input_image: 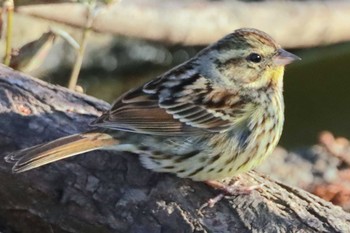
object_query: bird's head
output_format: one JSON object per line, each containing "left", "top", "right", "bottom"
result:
{"left": 200, "top": 28, "right": 300, "bottom": 90}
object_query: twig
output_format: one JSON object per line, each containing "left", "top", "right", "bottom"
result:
{"left": 68, "top": 1, "right": 96, "bottom": 90}
{"left": 3, "top": 0, "right": 14, "bottom": 66}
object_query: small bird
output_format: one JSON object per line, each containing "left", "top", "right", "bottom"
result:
{"left": 5, "top": 28, "right": 300, "bottom": 190}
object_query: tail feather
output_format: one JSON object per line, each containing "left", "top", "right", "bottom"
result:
{"left": 5, "top": 132, "right": 119, "bottom": 173}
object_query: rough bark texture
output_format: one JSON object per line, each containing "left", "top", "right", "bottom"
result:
{"left": 17, "top": 0, "right": 350, "bottom": 48}
{"left": 0, "top": 65, "right": 349, "bottom": 233}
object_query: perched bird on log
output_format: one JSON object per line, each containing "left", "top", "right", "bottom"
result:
{"left": 5, "top": 28, "right": 300, "bottom": 192}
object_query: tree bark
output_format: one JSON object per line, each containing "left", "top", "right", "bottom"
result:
{"left": 16, "top": 0, "right": 350, "bottom": 48}
{"left": 0, "top": 65, "right": 349, "bottom": 233}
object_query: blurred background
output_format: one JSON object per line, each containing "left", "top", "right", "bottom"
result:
{"left": 1, "top": 0, "right": 350, "bottom": 213}
{"left": 2, "top": 0, "right": 349, "bottom": 149}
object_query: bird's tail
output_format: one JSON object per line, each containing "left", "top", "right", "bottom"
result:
{"left": 5, "top": 131, "right": 119, "bottom": 173}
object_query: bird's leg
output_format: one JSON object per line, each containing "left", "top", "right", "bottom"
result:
{"left": 199, "top": 178, "right": 264, "bottom": 210}
{"left": 205, "top": 179, "right": 263, "bottom": 195}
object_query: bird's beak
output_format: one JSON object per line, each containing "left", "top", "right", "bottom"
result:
{"left": 273, "top": 49, "right": 301, "bottom": 66}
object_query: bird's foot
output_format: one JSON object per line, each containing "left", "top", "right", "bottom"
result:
{"left": 198, "top": 179, "right": 264, "bottom": 211}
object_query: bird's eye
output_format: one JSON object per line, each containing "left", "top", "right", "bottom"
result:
{"left": 246, "top": 53, "right": 262, "bottom": 63}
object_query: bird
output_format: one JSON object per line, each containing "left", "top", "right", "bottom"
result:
{"left": 5, "top": 28, "right": 300, "bottom": 191}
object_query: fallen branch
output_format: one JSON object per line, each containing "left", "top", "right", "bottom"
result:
{"left": 16, "top": 0, "right": 350, "bottom": 48}
{"left": 0, "top": 65, "right": 349, "bottom": 233}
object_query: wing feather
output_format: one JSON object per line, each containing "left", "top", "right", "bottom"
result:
{"left": 92, "top": 63, "right": 249, "bottom": 135}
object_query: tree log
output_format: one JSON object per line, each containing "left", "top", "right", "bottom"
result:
{"left": 0, "top": 65, "right": 349, "bottom": 233}
{"left": 16, "top": 0, "right": 350, "bottom": 48}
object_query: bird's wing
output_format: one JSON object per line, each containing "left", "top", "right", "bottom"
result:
{"left": 92, "top": 64, "right": 250, "bottom": 136}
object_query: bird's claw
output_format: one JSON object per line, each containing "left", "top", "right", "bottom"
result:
{"left": 198, "top": 180, "right": 265, "bottom": 212}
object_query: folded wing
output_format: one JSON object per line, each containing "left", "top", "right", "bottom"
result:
{"left": 92, "top": 64, "right": 249, "bottom": 136}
